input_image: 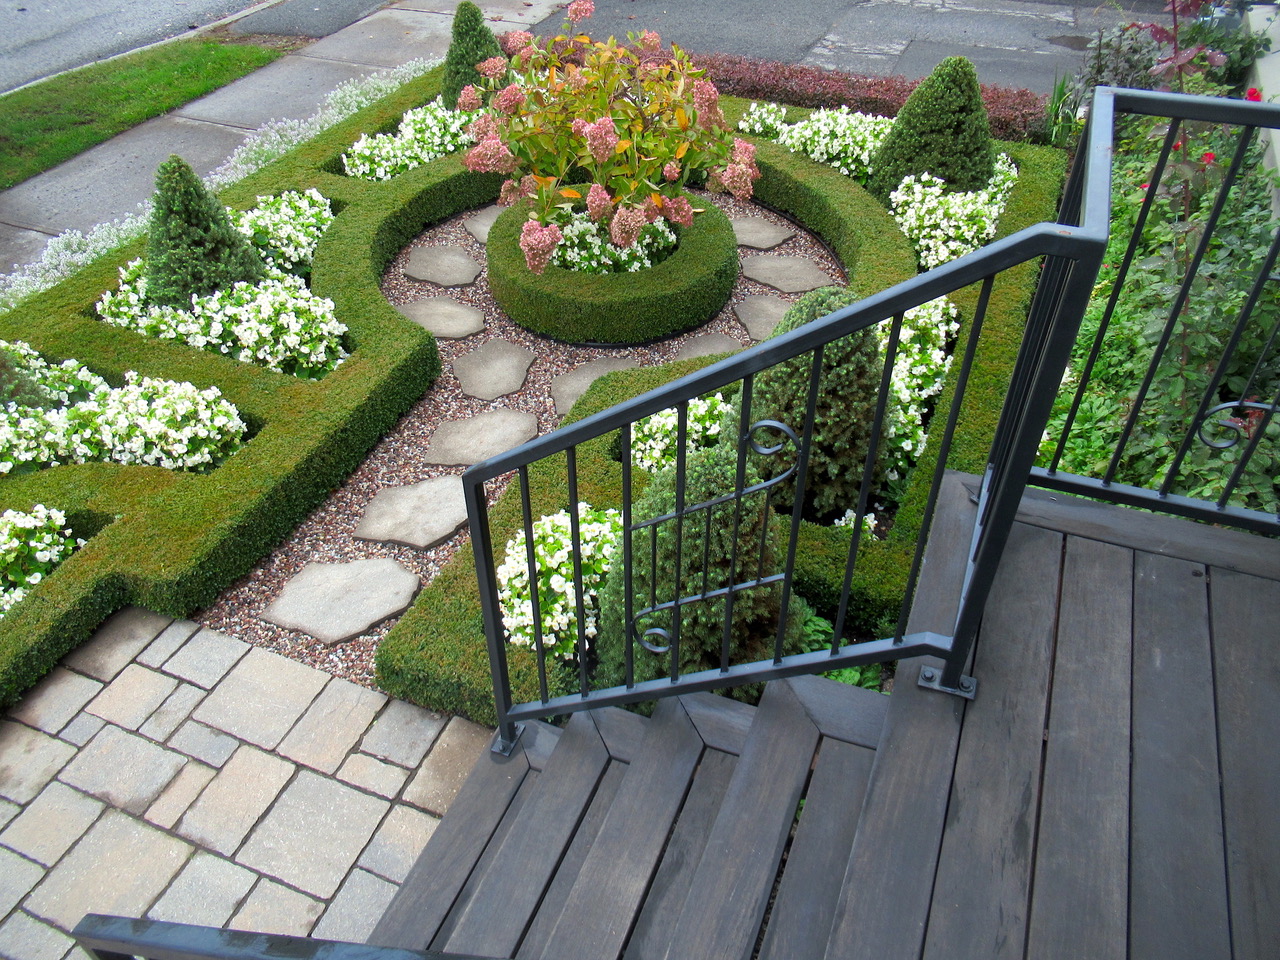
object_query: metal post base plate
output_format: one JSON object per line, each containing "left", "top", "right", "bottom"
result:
{"left": 492, "top": 722, "right": 525, "bottom": 756}
{"left": 918, "top": 665, "right": 977, "bottom": 700}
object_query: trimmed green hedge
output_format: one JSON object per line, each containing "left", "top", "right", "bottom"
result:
{"left": 486, "top": 199, "right": 739, "bottom": 344}
{"left": 0, "top": 66, "right": 505, "bottom": 708}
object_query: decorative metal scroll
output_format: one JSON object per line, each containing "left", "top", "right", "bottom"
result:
{"left": 1196, "top": 399, "right": 1277, "bottom": 449}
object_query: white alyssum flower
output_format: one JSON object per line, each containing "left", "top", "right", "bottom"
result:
{"left": 343, "top": 98, "right": 477, "bottom": 181}
{"left": 630, "top": 393, "right": 730, "bottom": 472}
{"left": 0, "top": 504, "right": 84, "bottom": 619}
{"left": 777, "top": 107, "right": 895, "bottom": 180}
{"left": 551, "top": 211, "right": 678, "bottom": 275}
{"left": 229, "top": 189, "right": 334, "bottom": 274}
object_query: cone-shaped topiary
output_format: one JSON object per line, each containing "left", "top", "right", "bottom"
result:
{"left": 144, "top": 154, "right": 264, "bottom": 309}
{"left": 867, "top": 56, "right": 995, "bottom": 203}
{"left": 745, "top": 286, "right": 883, "bottom": 519}
{"left": 442, "top": 1, "right": 503, "bottom": 110}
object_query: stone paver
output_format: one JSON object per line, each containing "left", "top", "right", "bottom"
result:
{"left": 734, "top": 294, "right": 791, "bottom": 340}
{"left": 453, "top": 339, "right": 536, "bottom": 400}
{"left": 7, "top": 669, "right": 102, "bottom": 736}
{"left": 741, "top": 254, "right": 834, "bottom": 293}
{"left": 177, "top": 745, "right": 294, "bottom": 857}
{"left": 231, "top": 879, "right": 322, "bottom": 938}
{"left": 59, "top": 725, "right": 185, "bottom": 816}
{"left": 0, "top": 846, "right": 45, "bottom": 919}
{"left": 404, "top": 245, "right": 482, "bottom": 287}
{"left": 0, "top": 781, "right": 103, "bottom": 866}
{"left": 145, "top": 762, "right": 216, "bottom": 831}
{"left": 311, "top": 869, "right": 398, "bottom": 943}
{"left": 0, "top": 723, "right": 76, "bottom": 804}
{"left": 0, "top": 911, "right": 73, "bottom": 960}
{"left": 354, "top": 477, "right": 469, "bottom": 550}
{"left": 0, "top": 798, "right": 17, "bottom": 829}
{"left": 85, "top": 664, "right": 177, "bottom": 730}
{"left": 395, "top": 296, "right": 487, "bottom": 338}
{"left": 147, "top": 851, "right": 256, "bottom": 926}
{"left": 423, "top": 409, "right": 539, "bottom": 465}
{"left": 192, "top": 647, "right": 329, "bottom": 749}
{"left": 61, "top": 607, "right": 170, "bottom": 682}
{"left": 262, "top": 559, "right": 420, "bottom": 646}
{"left": 550, "top": 357, "right": 639, "bottom": 416}
{"left": 358, "top": 805, "right": 438, "bottom": 884}
{"left": 236, "top": 771, "right": 389, "bottom": 899}
{"left": 337, "top": 753, "right": 409, "bottom": 799}
{"left": 25, "top": 810, "right": 193, "bottom": 931}
{"left": 137, "top": 619, "right": 200, "bottom": 669}
{"left": 279, "top": 679, "right": 387, "bottom": 774}
{"left": 674, "top": 333, "right": 743, "bottom": 361}
{"left": 168, "top": 721, "right": 239, "bottom": 767}
{"left": 138, "top": 683, "right": 206, "bottom": 742}
{"left": 464, "top": 204, "right": 503, "bottom": 242}
{"left": 161, "top": 628, "right": 249, "bottom": 690}
{"left": 732, "top": 216, "right": 796, "bottom": 250}
{"left": 402, "top": 717, "right": 493, "bottom": 815}
{"left": 360, "top": 699, "right": 447, "bottom": 769}
{"left": 57, "top": 713, "right": 105, "bottom": 748}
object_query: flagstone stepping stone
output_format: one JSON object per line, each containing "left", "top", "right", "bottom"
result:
{"left": 550, "top": 357, "right": 639, "bottom": 416}
{"left": 732, "top": 217, "right": 796, "bottom": 250}
{"left": 422, "top": 409, "right": 539, "bottom": 465}
{"left": 675, "top": 333, "right": 743, "bottom": 361}
{"left": 395, "top": 297, "right": 486, "bottom": 339}
{"left": 262, "top": 558, "right": 419, "bottom": 645}
{"left": 742, "top": 255, "right": 832, "bottom": 294}
{"left": 464, "top": 205, "right": 502, "bottom": 243}
{"left": 453, "top": 339, "right": 535, "bottom": 400}
{"left": 404, "top": 245, "right": 482, "bottom": 287}
{"left": 354, "top": 477, "right": 468, "bottom": 550}
{"left": 734, "top": 295, "right": 790, "bottom": 340}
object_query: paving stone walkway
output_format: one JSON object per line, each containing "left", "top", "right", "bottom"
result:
{"left": 0, "top": 607, "right": 493, "bottom": 959}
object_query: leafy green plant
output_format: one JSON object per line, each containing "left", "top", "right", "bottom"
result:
{"left": 442, "top": 0, "right": 503, "bottom": 110}
{"left": 799, "top": 612, "right": 885, "bottom": 691}
{"left": 867, "top": 56, "right": 995, "bottom": 203}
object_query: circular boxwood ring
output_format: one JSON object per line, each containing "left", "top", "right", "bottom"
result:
{"left": 486, "top": 199, "right": 739, "bottom": 346}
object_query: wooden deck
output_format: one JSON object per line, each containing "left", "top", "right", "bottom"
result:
{"left": 371, "top": 473, "right": 1280, "bottom": 960}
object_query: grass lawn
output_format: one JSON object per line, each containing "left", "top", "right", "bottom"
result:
{"left": 0, "top": 39, "right": 288, "bottom": 189}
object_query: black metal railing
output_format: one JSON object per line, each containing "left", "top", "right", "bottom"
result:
{"left": 72, "top": 914, "right": 496, "bottom": 960}
{"left": 1037, "top": 88, "right": 1280, "bottom": 533}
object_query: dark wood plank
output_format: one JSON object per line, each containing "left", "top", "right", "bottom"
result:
{"left": 535, "top": 697, "right": 704, "bottom": 960}
{"left": 665, "top": 679, "right": 821, "bottom": 960}
{"left": 922, "top": 521, "right": 1062, "bottom": 960}
{"left": 590, "top": 706, "right": 649, "bottom": 762}
{"left": 623, "top": 749, "right": 739, "bottom": 960}
{"left": 1026, "top": 535, "right": 1132, "bottom": 960}
{"left": 1129, "top": 551, "right": 1230, "bottom": 960}
{"left": 1014, "top": 483, "right": 1280, "bottom": 579}
{"left": 369, "top": 735, "right": 531, "bottom": 950}
{"left": 822, "top": 472, "right": 973, "bottom": 960}
{"left": 518, "top": 760, "right": 628, "bottom": 960}
{"left": 440, "top": 711, "right": 610, "bottom": 958}
{"left": 789, "top": 672, "right": 888, "bottom": 747}
{"left": 757, "top": 737, "right": 875, "bottom": 960}
{"left": 1211, "top": 567, "right": 1280, "bottom": 960}
{"left": 678, "top": 690, "right": 754, "bottom": 755}
{"left": 521, "top": 719, "right": 562, "bottom": 772}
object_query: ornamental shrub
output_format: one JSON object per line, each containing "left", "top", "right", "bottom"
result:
{"left": 144, "top": 154, "right": 265, "bottom": 309}
{"left": 867, "top": 56, "right": 995, "bottom": 203}
{"left": 746, "top": 286, "right": 883, "bottom": 519}
{"left": 593, "top": 442, "right": 809, "bottom": 695}
{"left": 442, "top": 1, "right": 502, "bottom": 109}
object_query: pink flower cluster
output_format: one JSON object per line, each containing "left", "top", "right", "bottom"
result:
{"left": 499, "top": 30, "right": 534, "bottom": 56}
{"left": 494, "top": 82, "right": 527, "bottom": 115}
{"left": 520, "top": 220, "right": 564, "bottom": 274}
{"left": 663, "top": 161, "right": 680, "bottom": 182}
{"left": 457, "top": 84, "right": 482, "bottom": 112}
{"left": 581, "top": 117, "right": 619, "bottom": 164}
{"left": 478, "top": 56, "right": 509, "bottom": 79}
{"left": 499, "top": 175, "right": 539, "bottom": 205}
{"left": 693, "top": 79, "right": 723, "bottom": 128}
{"left": 464, "top": 137, "right": 519, "bottom": 174}
{"left": 567, "top": 0, "right": 594, "bottom": 23}
{"left": 662, "top": 195, "right": 694, "bottom": 228}
{"left": 587, "top": 183, "right": 612, "bottom": 221}
{"left": 608, "top": 207, "right": 647, "bottom": 248}
{"left": 710, "top": 137, "right": 761, "bottom": 200}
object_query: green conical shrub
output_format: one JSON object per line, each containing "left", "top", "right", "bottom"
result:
{"left": 868, "top": 56, "right": 995, "bottom": 203}
{"left": 747, "top": 285, "right": 883, "bottom": 519}
{"left": 144, "top": 155, "right": 264, "bottom": 309}
{"left": 442, "top": 1, "right": 503, "bottom": 109}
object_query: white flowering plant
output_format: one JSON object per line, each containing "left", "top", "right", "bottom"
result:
{"left": 550, "top": 210, "right": 678, "bottom": 275}
{"left": 738, "top": 100, "right": 789, "bottom": 139}
{"left": 0, "top": 505, "right": 83, "bottom": 618}
{"left": 890, "top": 153, "right": 1018, "bottom": 270}
{"left": 496, "top": 503, "right": 623, "bottom": 660}
{"left": 631, "top": 393, "right": 731, "bottom": 472}
{"left": 342, "top": 98, "right": 477, "bottom": 181}
{"left": 228, "top": 189, "right": 335, "bottom": 276}
{"left": 776, "top": 107, "right": 895, "bottom": 181}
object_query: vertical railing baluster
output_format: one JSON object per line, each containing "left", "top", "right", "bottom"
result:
{"left": 565, "top": 448, "right": 589, "bottom": 698}
{"left": 518, "top": 467, "right": 549, "bottom": 704}
{"left": 723, "top": 373, "right": 754, "bottom": 672}
{"left": 670, "top": 403, "right": 688, "bottom": 682}
{"left": 621, "top": 420, "right": 635, "bottom": 689}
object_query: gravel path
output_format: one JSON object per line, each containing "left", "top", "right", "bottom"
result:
{"left": 193, "top": 191, "right": 844, "bottom": 688}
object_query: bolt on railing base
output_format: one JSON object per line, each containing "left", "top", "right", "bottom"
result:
{"left": 918, "top": 665, "right": 977, "bottom": 700}
{"left": 491, "top": 722, "right": 525, "bottom": 756}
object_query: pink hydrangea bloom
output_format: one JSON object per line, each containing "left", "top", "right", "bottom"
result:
{"left": 494, "top": 83, "right": 527, "bottom": 115}
{"left": 464, "top": 137, "right": 519, "bottom": 174}
{"left": 584, "top": 117, "right": 619, "bottom": 164}
{"left": 663, "top": 194, "right": 694, "bottom": 228}
{"left": 732, "top": 138, "right": 756, "bottom": 165}
{"left": 693, "top": 79, "right": 723, "bottom": 127}
{"left": 587, "top": 183, "right": 613, "bottom": 221}
{"left": 499, "top": 178, "right": 527, "bottom": 205}
{"left": 716, "top": 161, "right": 757, "bottom": 200}
{"left": 609, "top": 206, "right": 647, "bottom": 248}
{"left": 467, "top": 113, "right": 500, "bottom": 142}
{"left": 500, "top": 30, "right": 534, "bottom": 56}
{"left": 639, "top": 30, "right": 662, "bottom": 51}
{"left": 663, "top": 161, "right": 681, "bottom": 182}
{"left": 457, "top": 84, "right": 483, "bottom": 112}
{"left": 516, "top": 44, "right": 537, "bottom": 67}
{"left": 478, "top": 57, "right": 509, "bottom": 79}
{"left": 572, "top": 118, "right": 590, "bottom": 138}
{"left": 641, "top": 196, "right": 661, "bottom": 222}
{"left": 520, "top": 220, "right": 563, "bottom": 274}
{"left": 567, "top": 0, "right": 594, "bottom": 22}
